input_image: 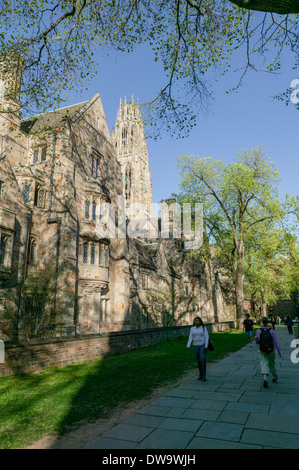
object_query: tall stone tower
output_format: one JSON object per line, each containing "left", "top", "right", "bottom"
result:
{"left": 111, "top": 96, "right": 153, "bottom": 219}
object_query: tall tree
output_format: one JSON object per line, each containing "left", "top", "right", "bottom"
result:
{"left": 0, "top": 1, "right": 298, "bottom": 136}
{"left": 243, "top": 222, "right": 299, "bottom": 317}
{"left": 175, "top": 147, "right": 285, "bottom": 326}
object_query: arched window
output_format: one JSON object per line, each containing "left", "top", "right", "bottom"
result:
{"left": 125, "top": 165, "right": 132, "bottom": 201}
{"left": 122, "top": 126, "right": 128, "bottom": 148}
{"left": 84, "top": 199, "right": 90, "bottom": 219}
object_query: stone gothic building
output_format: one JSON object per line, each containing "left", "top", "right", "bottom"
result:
{"left": 0, "top": 60, "right": 234, "bottom": 340}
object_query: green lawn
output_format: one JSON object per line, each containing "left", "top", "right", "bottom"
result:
{"left": 0, "top": 328, "right": 249, "bottom": 449}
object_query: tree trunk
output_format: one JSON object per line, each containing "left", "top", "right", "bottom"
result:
{"left": 234, "top": 243, "right": 245, "bottom": 329}
{"left": 261, "top": 291, "right": 267, "bottom": 317}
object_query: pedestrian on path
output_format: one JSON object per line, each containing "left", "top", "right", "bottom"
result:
{"left": 285, "top": 316, "right": 294, "bottom": 335}
{"left": 255, "top": 317, "right": 282, "bottom": 389}
{"left": 187, "top": 317, "right": 209, "bottom": 382}
{"left": 271, "top": 315, "right": 277, "bottom": 330}
{"left": 243, "top": 313, "right": 254, "bottom": 346}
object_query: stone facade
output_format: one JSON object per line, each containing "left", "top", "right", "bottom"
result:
{"left": 0, "top": 61, "right": 235, "bottom": 341}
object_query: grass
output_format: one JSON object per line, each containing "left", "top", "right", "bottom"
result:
{"left": 0, "top": 328, "right": 249, "bottom": 449}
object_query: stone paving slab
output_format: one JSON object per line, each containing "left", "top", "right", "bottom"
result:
{"left": 150, "top": 396, "right": 196, "bottom": 409}
{"left": 241, "top": 429, "right": 299, "bottom": 449}
{"left": 123, "top": 414, "right": 166, "bottom": 429}
{"left": 136, "top": 429, "right": 194, "bottom": 449}
{"left": 158, "top": 417, "right": 203, "bottom": 432}
{"left": 217, "top": 409, "right": 249, "bottom": 425}
{"left": 181, "top": 408, "right": 220, "bottom": 421}
{"left": 190, "top": 399, "right": 228, "bottom": 411}
{"left": 85, "top": 437, "right": 137, "bottom": 449}
{"left": 101, "top": 424, "right": 154, "bottom": 442}
{"left": 84, "top": 326, "right": 299, "bottom": 450}
{"left": 196, "top": 421, "right": 244, "bottom": 442}
{"left": 245, "top": 412, "right": 299, "bottom": 434}
{"left": 192, "top": 390, "right": 243, "bottom": 402}
{"left": 186, "top": 436, "right": 262, "bottom": 449}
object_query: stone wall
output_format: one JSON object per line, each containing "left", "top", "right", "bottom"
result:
{"left": 0, "top": 321, "right": 235, "bottom": 377}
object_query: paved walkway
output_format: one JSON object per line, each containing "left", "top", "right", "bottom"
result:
{"left": 85, "top": 326, "right": 299, "bottom": 449}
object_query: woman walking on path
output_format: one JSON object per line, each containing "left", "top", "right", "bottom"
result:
{"left": 255, "top": 317, "right": 282, "bottom": 389}
{"left": 187, "top": 317, "right": 209, "bottom": 382}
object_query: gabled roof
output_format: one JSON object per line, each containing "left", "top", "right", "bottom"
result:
{"left": 20, "top": 94, "right": 100, "bottom": 134}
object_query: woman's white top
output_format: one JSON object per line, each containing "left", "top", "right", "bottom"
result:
{"left": 187, "top": 325, "right": 209, "bottom": 348}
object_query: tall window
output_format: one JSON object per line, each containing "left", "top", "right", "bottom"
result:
{"left": 84, "top": 199, "right": 90, "bottom": 219}
{"left": 125, "top": 165, "right": 132, "bottom": 201}
{"left": 33, "top": 146, "right": 47, "bottom": 163}
{"left": 22, "top": 184, "right": 30, "bottom": 203}
{"left": 0, "top": 236, "right": 6, "bottom": 265}
{"left": 91, "top": 152, "right": 101, "bottom": 178}
{"left": 90, "top": 244, "right": 95, "bottom": 265}
{"left": 122, "top": 126, "right": 128, "bottom": 148}
{"left": 92, "top": 200, "right": 96, "bottom": 221}
{"left": 130, "top": 125, "right": 135, "bottom": 148}
{"left": 33, "top": 149, "right": 39, "bottom": 164}
{"left": 34, "top": 187, "right": 46, "bottom": 208}
{"left": 99, "top": 243, "right": 109, "bottom": 268}
{"left": 83, "top": 242, "right": 88, "bottom": 264}
{"left": 82, "top": 241, "right": 109, "bottom": 267}
{"left": 41, "top": 146, "right": 47, "bottom": 162}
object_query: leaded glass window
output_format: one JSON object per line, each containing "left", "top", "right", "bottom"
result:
{"left": 83, "top": 243, "right": 88, "bottom": 264}
{"left": 37, "top": 189, "right": 46, "bottom": 208}
{"left": 22, "top": 184, "right": 30, "bottom": 203}
{"left": 99, "top": 243, "right": 109, "bottom": 268}
{"left": 33, "top": 149, "right": 39, "bottom": 164}
{"left": 92, "top": 200, "right": 96, "bottom": 221}
{"left": 90, "top": 244, "right": 95, "bottom": 265}
{"left": 84, "top": 200, "right": 90, "bottom": 219}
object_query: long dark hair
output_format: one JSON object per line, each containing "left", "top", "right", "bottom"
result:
{"left": 193, "top": 317, "right": 204, "bottom": 327}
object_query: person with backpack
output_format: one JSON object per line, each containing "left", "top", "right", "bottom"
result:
{"left": 255, "top": 317, "right": 282, "bottom": 388}
{"left": 186, "top": 317, "right": 209, "bottom": 382}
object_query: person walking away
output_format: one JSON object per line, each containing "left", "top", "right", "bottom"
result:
{"left": 243, "top": 314, "right": 254, "bottom": 347}
{"left": 255, "top": 317, "right": 282, "bottom": 388}
{"left": 271, "top": 316, "right": 277, "bottom": 330}
{"left": 187, "top": 317, "right": 209, "bottom": 381}
{"left": 285, "top": 316, "right": 294, "bottom": 335}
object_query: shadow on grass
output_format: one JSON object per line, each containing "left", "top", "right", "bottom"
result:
{"left": 52, "top": 330, "right": 248, "bottom": 443}
{"left": 0, "top": 329, "right": 249, "bottom": 448}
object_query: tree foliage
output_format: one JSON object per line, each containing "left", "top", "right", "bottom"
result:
{"left": 243, "top": 221, "right": 299, "bottom": 316}
{"left": 0, "top": 1, "right": 298, "bottom": 136}
{"left": 174, "top": 147, "right": 296, "bottom": 324}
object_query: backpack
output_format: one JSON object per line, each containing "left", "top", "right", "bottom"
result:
{"left": 259, "top": 328, "right": 274, "bottom": 354}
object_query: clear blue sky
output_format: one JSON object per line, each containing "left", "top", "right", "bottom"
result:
{"left": 66, "top": 44, "right": 298, "bottom": 205}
